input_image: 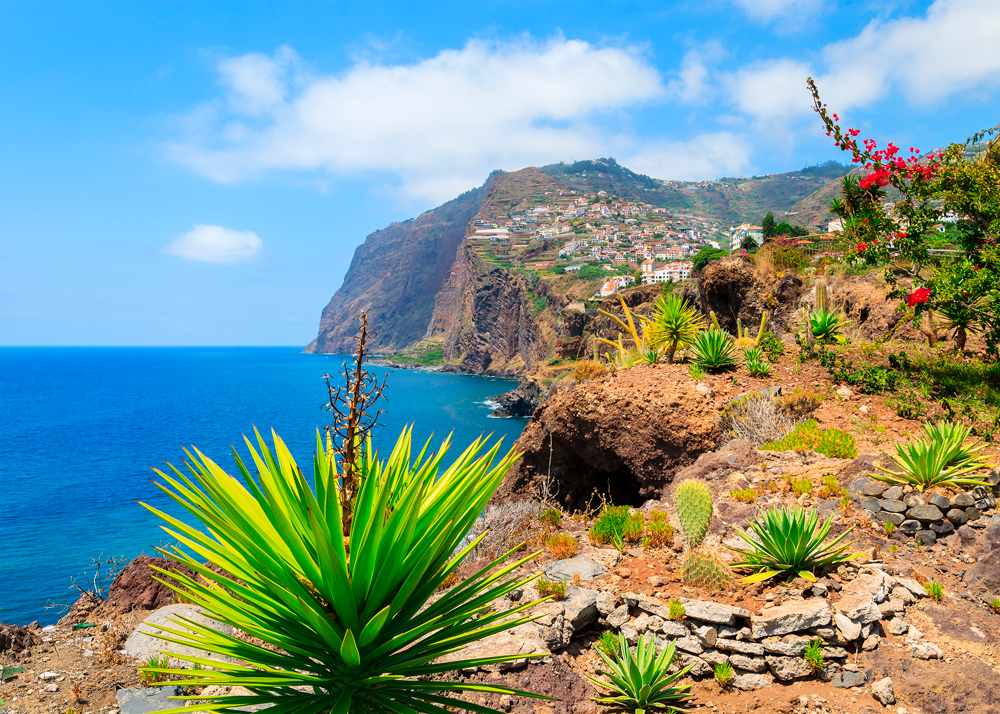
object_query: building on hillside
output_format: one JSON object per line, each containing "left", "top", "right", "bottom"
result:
{"left": 729, "top": 224, "right": 763, "bottom": 252}
{"left": 827, "top": 219, "right": 845, "bottom": 232}
{"left": 643, "top": 261, "right": 693, "bottom": 284}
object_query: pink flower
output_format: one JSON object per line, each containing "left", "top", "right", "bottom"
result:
{"left": 907, "top": 287, "right": 931, "bottom": 307}
{"left": 857, "top": 243, "right": 867, "bottom": 251}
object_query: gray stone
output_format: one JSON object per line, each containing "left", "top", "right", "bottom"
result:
{"left": 700, "top": 648, "right": 729, "bottom": 666}
{"left": 927, "top": 494, "right": 951, "bottom": 510}
{"left": 596, "top": 590, "right": 617, "bottom": 617}
{"left": 859, "top": 497, "right": 882, "bottom": 513}
{"left": 762, "top": 636, "right": 810, "bottom": 656}
{"left": 833, "top": 613, "right": 862, "bottom": 641}
{"left": 903, "top": 492, "right": 926, "bottom": 508}
{"left": 883, "top": 486, "right": 904, "bottom": 501}
{"left": 675, "top": 635, "right": 704, "bottom": 655}
{"left": 731, "top": 672, "right": 774, "bottom": 691}
{"left": 544, "top": 556, "right": 606, "bottom": 583}
{"left": 116, "top": 686, "right": 185, "bottom": 714}
{"left": 871, "top": 676, "right": 895, "bottom": 705}
{"left": 606, "top": 604, "right": 630, "bottom": 629}
{"left": 124, "top": 604, "right": 234, "bottom": 666}
{"left": 910, "top": 641, "right": 942, "bottom": 659}
{"left": 952, "top": 493, "right": 976, "bottom": 508}
{"left": 675, "top": 653, "right": 712, "bottom": 678}
{"left": 620, "top": 622, "right": 638, "bottom": 645}
{"left": 677, "top": 598, "right": 750, "bottom": 626}
{"left": 832, "top": 670, "right": 866, "bottom": 688}
{"left": 717, "top": 624, "right": 752, "bottom": 640}
{"left": 895, "top": 577, "right": 928, "bottom": 599}
{"left": 715, "top": 638, "right": 765, "bottom": 656}
{"left": 862, "top": 634, "right": 881, "bottom": 651}
{"left": 690, "top": 624, "right": 718, "bottom": 648}
{"left": 880, "top": 499, "right": 906, "bottom": 513}
{"left": 948, "top": 509, "right": 969, "bottom": 525}
{"left": 751, "top": 599, "right": 831, "bottom": 639}
{"left": 966, "top": 507, "right": 981, "bottom": 521}
{"left": 853, "top": 477, "right": 886, "bottom": 497}
{"left": 562, "top": 587, "right": 599, "bottom": 630}
{"left": 633, "top": 612, "right": 662, "bottom": 634}
{"left": 958, "top": 525, "right": 977, "bottom": 543}
{"left": 887, "top": 618, "right": 909, "bottom": 636}
{"left": 660, "top": 620, "right": 689, "bottom": 638}
{"left": 877, "top": 511, "right": 905, "bottom": 525}
{"left": 635, "top": 595, "right": 674, "bottom": 621}
{"left": 834, "top": 592, "right": 881, "bottom": 625}
{"left": 899, "top": 519, "right": 921, "bottom": 534}
{"left": 824, "top": 646, "right": 849, "bottom": 658}
{"left": 907, "top": 504, "right": 944, "bottom": 521}
{"left": 930, "top": 520, "right": 954, "bottom": 535}
{"left": 890, "top": 586, "right": 915, "bottom": 605}
{"left": 766, "top": 655, "right": 815, "bottom": 681}
{"left": 915, "top": 529, "right": 937, "bottom": 545}
{"left": 730, "top": 653, "right": 768, "bottom": 673}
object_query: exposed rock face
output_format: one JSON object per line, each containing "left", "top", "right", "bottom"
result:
{"left": 491, "top": 376, "right": 544, "bottom": 417}
{"left": 494, "top": 365, "right": 718, "bottom": 509}
{"left": 697, "top": 254, "right": 802, "bottom": 335}
{"left": 0, "top": 622, "right": 40, "bottom": 653}
{"left": 306, "top": 181, "right": 490, "bottom": 354}
{"left": 106, "top": 555, "right": 199, "bottom": 613}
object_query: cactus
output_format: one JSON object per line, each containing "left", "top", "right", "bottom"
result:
{"left": 709, "top": 311, "right": 722, "bottom": 331}
{"left": 756, "top": 311, "right": 768, "bottom": 344}
{"left": 734, "top": 312, "right": 768, "bottom": 348}
{"left": 675, "top": 480, "right": 713, "bottom": 548}
{"left": 681, "top": 550, "right": 734, "bottom": 591}
{"left": 816, "top": 281, "right": 827, "bottom": 312}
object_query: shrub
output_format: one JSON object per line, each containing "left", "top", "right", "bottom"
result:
{"left": 589, "top": 505, "right": 632, "bottom": 551}
{"left": 622, "top": 513, "right": 645, "bottom": 544}
{"left": 790, "top": 477, "right": 813, "bottom": 495}
{"left": 718, "top": 392, "right": 797, "bottom": 447}
{"left": 926, "top": 581, "right": 945, "bottom": 602}
{"left": 648, "top": 294, "right": 706, "bottom": 363}
{"left": 776, "top": 389, "right": 822, "bottom": 419}
{"left": 668, "top": 599, "right": 686, "bottom": 621}
{"left": 730, "top": 506, "right": 857, "bottom": 584}
{"left": 803, "top": 639, "right": 825, "bottom": 671}
{"left": 140, "top": 427, "right": 545, "bottom": 713}
{"left": 537, "top": 577, "right": 567, "bottom": 601}
{"left": 138, "top": 653, "right": 171, "bottom": 683}
{"left": 539, "top": 507, "right": 563, "bottom": 528}
{"left": 872, "top": 421, "right": 991, "bottom": 491}
{"left": 467, "top": 500, "right": 542, "bottom": 562}
{"left": 989, "top": 597, "right": 1000, "bottom": 614}
{"left": 689, "top": 329, "right": 737, "bottom": 372}
{"left": 586, "top": 634, "right": 693, "bottom": 713}
{"left": 645, "top": 512, "right": 675, "bottom": 548}
{"left": 730, "top": 488, "right": 758, "bottom": 504}
{"left": 817, "top": 474, "right": 841, "bottom": 499}
{"left": 573, "top": 360, "right": 608, "bottom": 382}
{"left": 758, "top": 331, "right": 785, "bottom": 363}
{"left": 595, "top": 630, "right": 618, "bottom": 658}
{"left": 714, "top": 661, "right": 735, "bottom": 688}
{"left": 546, "top": 534, "right": 579, "bottom": 560}
{"left": 761, "top": 419, "right": 858, "bottom": 459}
{"left": 743, "top": 347, "right": 771, "bottom": 378}
{"left": 883, "top": 521, "right": 896, "bottom": 536}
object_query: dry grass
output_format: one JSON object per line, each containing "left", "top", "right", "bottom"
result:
{"left": 776, "top": 388, "right": 823, "bottom": 419}
{"left": 718, "top": 392, "right": 797, "bottom": 447}
{"left": 467, "top": 500, "right": 542, "bottom": 562}
{"left": 95, "top": 612, "right": 133, "bottom": 665}
{"left": 546, "top": 534, "right": 579, "bottom": 560}
{"left": 572, "top": 360, "right": 608, "bottom": 382}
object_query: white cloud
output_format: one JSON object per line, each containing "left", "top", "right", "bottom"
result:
{"left": 624, "top": 132, "right": 752, "bottom": 180}
{"left": 165, "top": 36, "right": 665, "bottom": 202}
{"left": 165, "top": 224, "right": 263, "bottom": 263}
{"left": 724, "top": 58, "right": 814, "bottom": 122}
{"left": 666, "top": 43, "right": 725, "bottom": 104}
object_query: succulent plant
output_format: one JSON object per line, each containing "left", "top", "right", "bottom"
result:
{"left": 675, "top": 480, "right": 713, "bottom": 548}
{"left": 681, "top": 550, "right": 734, "bottom": 591}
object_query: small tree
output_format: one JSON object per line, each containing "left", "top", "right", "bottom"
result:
{"left": 762, "top": 212, "right": 776, "bottom": 239}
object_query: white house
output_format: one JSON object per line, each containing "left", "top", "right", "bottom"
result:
{"left": 729, "top": 224, "right": 764, "bottom": 252}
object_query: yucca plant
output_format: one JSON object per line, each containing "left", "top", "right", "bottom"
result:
{"left": 587, "top": 633, "right": 693, "bottom": 714}
{"left": 809, "top": 308, "right": 850, "bottom": 343}
{"left": 137, "top": 425, "right": 549, "bottom": 713}
{"left": 729, "top": 506, "right": 857, "bottom": 584}
{"left": 872, "top": 421, "right": 991, "bottom": 491}
{"left": 689, "top": 329, "right": 736, "bottom": 372}
{"left": 648, "top": 294, "right": 705, "bottom": 363}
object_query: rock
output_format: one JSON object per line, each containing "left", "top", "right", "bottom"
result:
{"left": 871, "top": 676, "right": 895, "bottom": 705}
{"left": 489, "top": 376, "right": 544, "bottom": 418}
{"left": 877, "top": 601, "right": 897, "bottom": 619}
{"left": 562, "top": 586, "right": 599, "bottom": 630}
{"left": 675, "top": 635, "right": 704, "bottom": 655}
{"left": 907, "top": 504, "right": 944, "bottom": 521}
{"left": 124, "top": 604, "right": 234, "bottom": 665}
{"left": 859, "top": 497, "right": 882, "bottom": 513}
{"left": 731, "top": 671, "right": 775, "bottom": 691}
{"left": 890, "top": 586, "right": 915, "bottom": 605}
{"left": 617, "top": 567, "right": 632, "bottom": 579}
{"left": 915, "top": 530, "right": 937, "bottom": 545}
{"left": 833, "top": 613, "right": 862, "bottom": 641}
{"left": 862, "top": 634, "right": 881, "bottom": 651}
{"left": 948, "top": 509, "right": 970, "bottom": 525}
{"left": 927, "top": 494, "right": 951, "bottom": 510}
{"left": 690, "top": 624, "right": 718, "bottom": 648}
{"left": 730, "top": 654, "right": 768, "bottom": 673}
{"left": 877, "top": 511, "right": 905, "bottom": 526}
{"left": 903, "top": 492, "right": 926, "bottom": 508}
{"left": 646, "top": 576, "right": 665, "bottom": 587}
{"left": 39, "top": 671, "right": 58, "bottom": 679}
{"left": 660, "top": 620, "right": 689, "bottom": 638}
{"left": 700, "top": 648, "right": 729, "bottom": 666}
{"left": 596, "top": 590, "right": 617, "bottom": 617}
{"left": 107, "top": 555, "right": 200, "bottom": 613}
{"left": 952, "top": 493, "right": 976, "bottom": 508}
{"left": 899, "top": 519, "right": 921, "bottom": 535}
{"left": 910, "top": 642, "right": 943, "bottom": 659}
{"left": 834, "top": 593, "right": 881, "bottom": 625}
{"left": 895, "top": 578, "right": 928, "bottom": 599}
{"left": 930, "top": 521, "right": 954, "bottom": 535}
{"left": 832, "top": 670, "right": 867, "bottom": 688}
{"left": 57, "top": 592, "right": 103, "bottom": 627}
{"left": 850, "top": 475, "right": 886, "bottom": 498}
{"left": 43, "top": 683, "right": 58, "bottom": 692}
{"left": 762, "top": 636, "right": 810, "bottom": 656}
{"left": 836, "top": 386, "right": 853, "bottom": 399}
{"left": 495, "top": 365, "right": 720, "bottom": 509}
{"left": 766, "top": 655, "right": 814, "bottom": 681}
{"left": 116, "top": 686, "right": 185, "bottom": 714}
{"left": 606, "top": 604, "right": 630, "bottom": 629}
{"left": 966, "top": 507, "right": 981, "bottom": 521}
{"left": 883, "top": 486, "right": 904, "bottom": 501}
{"left": 957, "top": 524, "right": 977, "bottom": 543}
{"left": 634, "top": 612, "right": 663, "bottom": 634}
{"left": 752, "top": 599, "right": 831, "bottom": 639}
{"left": 881, "top": 499, "right": 906, "bottom": 513}
{"left": 846, "top": 572, "right": 894, "bottom": 603}
{"left": 715, "top": 638, "right": 765, "bottom": 656}
{"left": 620, "top": 622, "right": 639, "bottom": 645}
{"left": 675, "top": 653, "right": 712, "bottom": 677}
{"left": 679, "top": 598, "right": 750, "bottom": 626}
{"left": 445, "top": 620, "right": 550, "bottom": 670}
{"left": 0, "top": 622, "right": 41, "bottom": 653}
{"left": 545, "top": 556, "right": 607, "bottom": 583}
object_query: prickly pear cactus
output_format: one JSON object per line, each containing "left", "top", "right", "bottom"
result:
{"left": 681, "top": 550, "right": 734, "bottom": 591}
{"left": 675, "top": 480, "right": 713, "bottom": 548}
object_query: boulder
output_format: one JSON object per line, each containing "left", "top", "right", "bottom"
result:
{"left": 751, "top": 599, "right": 831, "bottom": 639}
{"left": 0, "top": 622, "right": 41, "bottom": 653}
{"left": 729, "top": 653, "right": 768, "bottom": 673}
{"left": 606, "top": 604, "right": 630, "bottom": 629}
{"left": 871, "top": 677, "right": 895, "bottom": 705}
{"left": 880, "top": 499, "right": 906, "bottom": 513}
{"left": 910, "top": 641, "right": 943, "bottom": 660}
{"left": 123, "top": 604, "right": 233, "bottom": 666}
{"left": 108, "top": 555, "right": 200, "bottom": 613}
{"left": 677, "top": 598, "right": 750, "bottom": 626}
{"left": 596, "top": 590, "right": 617, "bottom": 616}
{"left": 561, "top": 587, "right": 599, "bottom": 630}
{"left": 660, "top": 620, "right": 689, "bottom": 638}
{"left": 833, "top": 613, "right": 862, "bottom": 641}
{"left": 886, "top": 618, "right": 908, "bottom": 636}
{"left": 489, "top": 376, "right": 544, "bottom": 418}
{"left": 544, "top": 556, "right": 607, "bottom": 583}
{"left": 731, "top": 671, "right": 774, "bottom": 691}
{"left": 766, "top": 655, "right": 814, "bottom": 681}
{"left": 832, "top": 670, "right": 866, "bottom": 688}
{"left": 116, "top": 686, "right": 186, "bottom": 714}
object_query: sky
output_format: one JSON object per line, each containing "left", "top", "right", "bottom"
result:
{"left": 2, "top": 0, "right": 1000, "bottom": 346}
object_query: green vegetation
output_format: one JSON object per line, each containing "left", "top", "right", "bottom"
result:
{"left": 681, "top": 551, "right": 734, "bottom": 592}
{"left": 537, "top": 577, "right": 567, "bottom": 601}
{"left": 644, "top": 511, "right": 675, "bottom": 548}
{"left": 546, "top": 534, "right": 579, "bottom": 560}
{"left": 668, "top": 599, "right": 686, "bottom": 621}
{"left": 540, "top": 507, "right": 563, "bottom": 528}
{"left": 730, "top": 506, "right": 857, "bottom": 584}
{"left": 675, "top": 481, "right": 713, "bottom": 548}
{"left": 713, "top": 661, "right": 735, "bottom": 689}
{"left": 139, "top": 653, "right": 171, "bottom": 683}
{"left": 648, "top": 294, "right": 705, "bottom": 363}
{"left": 689, "top": 329, "right": 737, "bottom": 372}
{"left": 730, "top": 488, "right": 758, "bottom": 504}
{"left": 810, "top": 308, "right": 850, "bottom": 343}
{"left": 872, "top": 421, "right": 991, "bottom": 491}
{"left": 790, "top": 477, "right": 813, "bottom": 495}
{"left": 761, "top": 420, "right": 858, "bottom": 459}
{"left": 743, "top": 346, "right": 771, "bottom": 378}
{"left": 692, "top": 246, "right": 728, "bottom": 272}
{"left": 586, "top": 634, "right": 693, "bottom": 714}
{"left": 589, "top": 505, "right": 643, "bottom": 552}
{"left": 803, "top": 639, "right": 825, "bottom": 671}
{"left": 927, "top": 581, "right": 945, "bottom": 603}
{"left": 989, "top": 597, "right": 1000, "bottom": 613}
{"left": 596, "top": 630, "right": 618, "bottom": 658}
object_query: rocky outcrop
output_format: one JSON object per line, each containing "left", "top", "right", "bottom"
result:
{"left": 490, "top": 376, "right": 545, "bottom": 417}
{"left": 0, "top": 621, "right": 40, "bottom": 653}
{"left": 306, "top": 181, "right": 490, "bottom": 354}
{"left": 494, "top": 364, "right": 718, "bottom": 510}
{"left": 697, "top": 254, "right": 802, "bottom": 335}
{"left": 106, "top": 555, "right": 199, "bottom": 613}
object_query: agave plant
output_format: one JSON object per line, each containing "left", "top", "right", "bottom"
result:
{"left": 729, "top": 506, "right": 857, "bottom": 584}
{"left": 742, "top": 346, "right": 771, "bottom": 378}
{"left": 137, "top": 427, "right": 549, "bottom": 714}
{"left": 810, "top": 309, "right": 850, "bottom": 343}
{"left": 872, "top": 421, "right": 991, "bottom": 491}
{"left": 648, "top": 294, "right": 705, "bottom": 363}
{"left": 689, "top": 329, "right": 736, "bottom": 372}
{"left": 586, "top": 633, "right": 693, "bottom": 714}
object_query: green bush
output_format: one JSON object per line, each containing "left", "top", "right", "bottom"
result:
{"left": 761, "top": 420, "right": 858, "bottom": 459}
{"left": 758, "top": 331, "right": 785, "bottom": 363}
{"left": 589, "top": 505, "right": 632, "bottom": 551}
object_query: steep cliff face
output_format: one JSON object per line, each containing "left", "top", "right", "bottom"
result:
{"left": 305, "top": 181, "right": 490, "bottom": 354}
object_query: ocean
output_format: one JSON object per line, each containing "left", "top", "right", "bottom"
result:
{"left": 0, "top": 347, "right": 525, "bottom": 626}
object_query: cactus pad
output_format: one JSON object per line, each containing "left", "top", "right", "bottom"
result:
{"left": 681, "top": 550, "right": 734, "bottom": 591}
{"left": 675, "top": 480, "right": 713, "bottom": 548}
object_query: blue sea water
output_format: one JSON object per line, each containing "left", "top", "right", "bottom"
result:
{"left": 0, "top": 347, "right": 525, "bottom": 626}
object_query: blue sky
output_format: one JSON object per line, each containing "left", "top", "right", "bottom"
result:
{"left": 2, "top": 0, "right": 999, "bottom": 346}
